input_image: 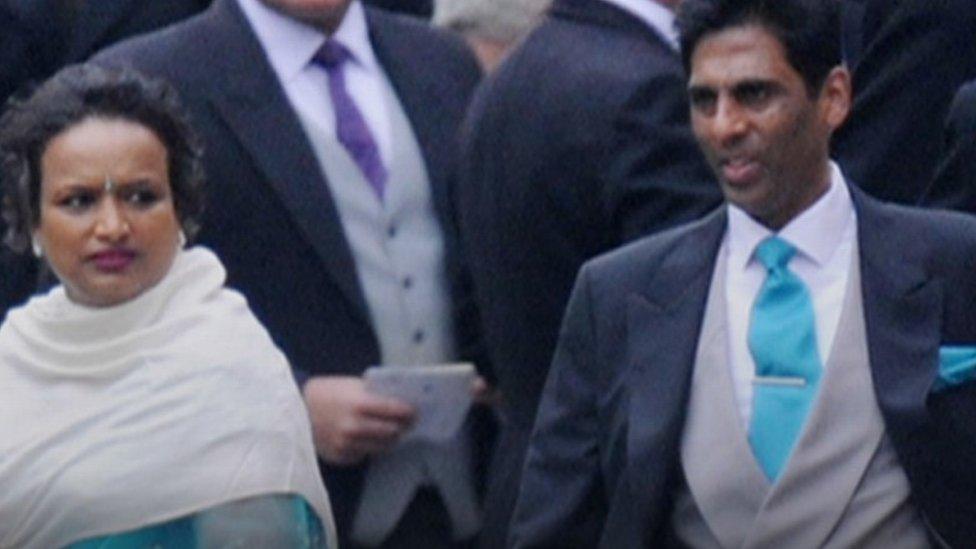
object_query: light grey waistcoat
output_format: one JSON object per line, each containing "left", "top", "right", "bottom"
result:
{"left": 670, "top": 243, "right": 929, "bottom": 548}
{"left": 296, "top": 67, "right": 478, "bottom": 546}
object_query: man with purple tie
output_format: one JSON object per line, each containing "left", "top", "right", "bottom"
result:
{"left": 94, "top": 0, "right": 486, "bottom": 546}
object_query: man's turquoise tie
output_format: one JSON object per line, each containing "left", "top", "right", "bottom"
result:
{"left": 747, "top": 236, "right": 823, "bottom": 481}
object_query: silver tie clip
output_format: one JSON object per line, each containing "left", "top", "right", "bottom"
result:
{"left": 753, "top": 376, "right": 807, "bottom": 387}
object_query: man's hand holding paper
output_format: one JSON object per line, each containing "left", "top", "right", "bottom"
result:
{"left": 303, "top": 376, "right": 416, "bottom": 465}
{"left": 364, "top": 363, "right": 478, "bottom": 443}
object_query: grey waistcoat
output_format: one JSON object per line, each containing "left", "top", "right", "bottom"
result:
{"left": 670, "top": 243, "right": 928, "bottom": 548}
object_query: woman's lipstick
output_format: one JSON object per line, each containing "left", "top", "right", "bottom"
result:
{"left": 90, "top": 249, "right": 137, "bottom": 272}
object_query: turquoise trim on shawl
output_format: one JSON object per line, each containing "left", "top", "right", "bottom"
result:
{"left": 935, "top": 346, "right": 976, "bottom": 392}
{"left": 69, "top": 519, "right": 195, "bottom": 549}
{"left": 67, "top": 495, "right": 325, "bottom": 549}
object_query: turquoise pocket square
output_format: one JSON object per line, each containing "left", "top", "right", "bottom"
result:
{"left": 935, "top": 346, "right": 976, "bottom": 392}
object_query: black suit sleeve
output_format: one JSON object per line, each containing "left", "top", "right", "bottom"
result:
{"left": 510, "top": 266, "right": 607, "bottom": 549}
{"left": 602, "top": 72, "right": 721, "bottom": 241}
{"left": 921, "top": 81, "right": 976, "bottom": 213}
{"left": 832, "top": 0, "right": 976, "bottom": 203}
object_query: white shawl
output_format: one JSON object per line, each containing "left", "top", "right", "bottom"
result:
{"left": 0, "top": 247, "right": 336, "bottom": 549}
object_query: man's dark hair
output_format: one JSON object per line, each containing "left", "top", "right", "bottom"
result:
{"left": 0, "top": 63, "right": 205, "bottom": 253}
{"left": 677, "top": 0, "right": 842, "bottom": 95}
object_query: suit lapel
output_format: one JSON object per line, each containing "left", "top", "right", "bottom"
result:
{"left": 854, "top": 188, "right": 941, "bottom": 435}
{"left": 624, "top": 209, "right": 727, "bottom": 539}
{"left": 201, "top": 0, "right": 370, "bottom": 324}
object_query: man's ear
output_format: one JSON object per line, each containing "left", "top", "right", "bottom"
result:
{"left": 819, "top": 66, "right": 852, "bottom": 130}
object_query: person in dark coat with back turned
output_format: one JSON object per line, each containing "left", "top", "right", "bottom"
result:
{"left": 0, "top": 0, "right": 211, "bottom": 104}
{"left": 832, "top": 0, "right": 976, "bottom": 203}
{"left": 455, "top": 0, "right": 721, "bottom": 546}
{"left": 922, "top": 79, "right": 976, "bottom": 213}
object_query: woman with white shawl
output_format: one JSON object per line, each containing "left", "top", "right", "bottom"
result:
{"left": 0, "top": 64, "right": 337, "bottom": 548}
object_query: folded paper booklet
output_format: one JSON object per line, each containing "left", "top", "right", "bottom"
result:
{"left": 364, "top": 362, "right": 476, "bottom": 442}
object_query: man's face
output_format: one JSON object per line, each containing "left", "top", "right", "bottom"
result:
{"left": 687, "top": 25, "right": 850, "bottom": 229}
{"left": 259, "top": 0, "right": 352, "bottom": 32}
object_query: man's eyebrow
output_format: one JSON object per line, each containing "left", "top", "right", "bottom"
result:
{"left": 687, "top": 83, "right": 715, "bottom": 93}
{"left": 731, "top": 78, "right": 779, "bottom": 90}
{"left": 48, "top": 183, "right": 101, "bottom": 198}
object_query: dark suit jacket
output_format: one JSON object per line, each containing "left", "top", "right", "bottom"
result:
{"left": 364, "top": 0, "right": 431, "bottom": 18}
{"left": 922, "top": 80, "right": 976, "bottom": 212}
{"left": 511, "top": 187, "right": 976, "bottom": 548}
{"left": 0, "top": 250, "right": 37, "bottom": 322}
{"left": 0, "top": 0, "right": 65, "bottom": 103}
{"left": 64, "top": 0, "right": 211, "bottom": 63}
{"left": 455, "top": 2, "right": 719, "bottom": 544}
{"left": 840, "top": 0, "right": 867, "bottom": 68}
{"left": 93, "top": 0, "right": 482, "bottom": 539}
{"left": 0, "top": 0, "right": 208, "bottom": 104}
{"left": 833, "top": 0, "right": 976, "bottom": 204}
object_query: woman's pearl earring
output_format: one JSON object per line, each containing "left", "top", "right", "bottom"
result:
{"left": 31, "top": 236, "right": 42, "bottom": 258}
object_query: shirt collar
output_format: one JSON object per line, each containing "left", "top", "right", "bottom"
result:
{"left": 236, "top": 0, "right": 378, "bottom": 83}
{"left": 599, "top": 0, "right": 679, "bottom": 51}
{"left": 727, "top": 161, "right": 854, "bottom": 270}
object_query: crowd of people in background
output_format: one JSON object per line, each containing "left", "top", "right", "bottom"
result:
{"left": 1, "top": 0, "right": 975, "bottom": 547}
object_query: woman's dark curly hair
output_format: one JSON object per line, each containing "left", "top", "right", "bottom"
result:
{"left": 0, "top": 63, "right": 205, "bottom": 253}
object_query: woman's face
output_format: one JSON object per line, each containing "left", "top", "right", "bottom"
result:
{"left": 35, "top": 116, "right": 181, "bottom": 307}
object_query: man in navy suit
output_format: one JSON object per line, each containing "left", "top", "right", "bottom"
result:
{"left": 94, "top": 0, "right": 486, "bottom": 546}
{"left": 512, "top": 0, "right": 976, "bottom": 546}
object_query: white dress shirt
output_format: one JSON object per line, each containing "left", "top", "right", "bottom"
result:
{"left": 237, "top": 0, "right": 392, "bottom": 166}
{"left": 723, "top": 162, "right": 857, "bottom": 426}
{"left": 599, "top": 0, "right": 679, "bottom": 50}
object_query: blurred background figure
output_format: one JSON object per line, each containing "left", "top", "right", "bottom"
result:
{"left": 0, "top": 0, "right": 69, "bottom": 104}
{"left": 0, "top": 63, "right": 335, "bottom": 548}
{"left": 433, "top": 0, "right": 549, "bottom": 71}
{"left": 0, "top": 237, "right": 35, "bottom": 320}
{"left": 922, "top": 79, "right": 976, "bottom": 212}
{"left": 0, "top": 0, "right": 211, "bottom": 104}
{"left": 833, "top": 0, "right": 976, "bottom": 203}
{"left": 455, "top": 0, "right": 721, "bottom": 546}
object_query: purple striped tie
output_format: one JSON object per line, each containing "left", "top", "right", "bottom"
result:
{"left": 313, "top": 40, "right": 388, "bottom": 201}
